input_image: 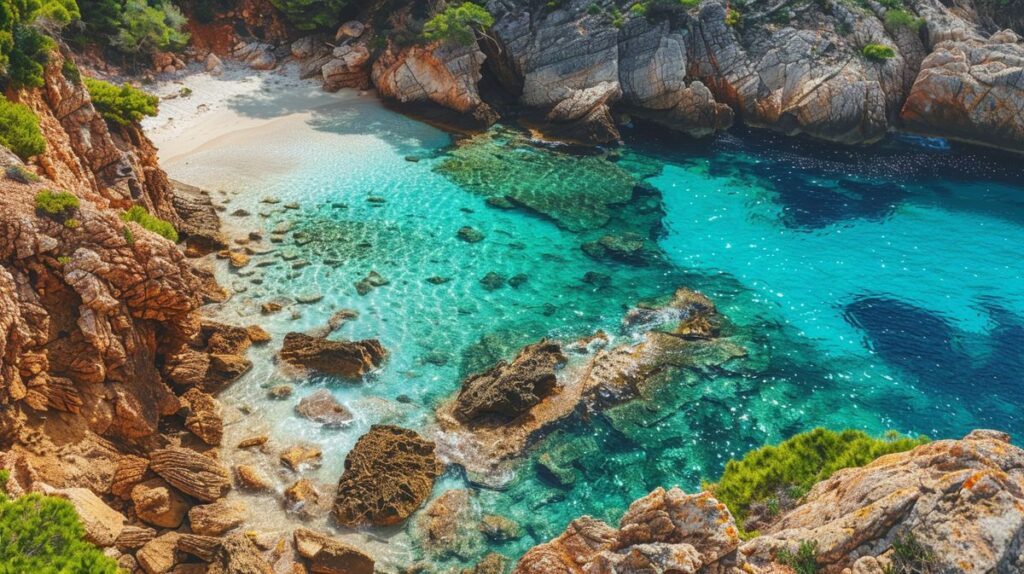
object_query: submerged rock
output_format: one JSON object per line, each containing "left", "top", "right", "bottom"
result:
{"left": 279, "top": 332, "right": 387, "bottom": 379}
{"left": 333, "top": 425, "right": 441, "bottom": 527}
{"left": 479, "top": 271, "right": 506, "bottom": 291}
{"left": 457, "top": 226, "right": 486, "bottom": 243}
{"left": 295, "top": 389, "right": 354, "bottom": 427}
{"left": 454, "top": 340, "right": 566, "bottom": 424}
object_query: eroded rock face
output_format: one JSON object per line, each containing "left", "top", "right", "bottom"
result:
{"left": 902, "top": 30, "right": 1024, "bottom": 153}
{"left": 513, "top": 488, "right": 739, "bottom": 574}
{"left": 740, "top": 430, "right": 1024, "bottom": 573}
{"left": 333, "top": 425, "right": 441, "bottom": 527}
{"left": 453, "top": 340, "right": 566, "bottom": 424}
{"left": 279, "top": 332, "right": 387, "bottom": 379}
{"left": 294, "top": 528, "right": 375, "bottom": 574}
{"left": 372, "top": 40, "right": 499, "bottom": 127}
{"left": 150, "top": 447, "right": 231, "bottom": 502}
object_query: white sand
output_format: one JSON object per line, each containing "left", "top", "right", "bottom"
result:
{"left": 143, "top": 62, "right": 368, "bottom": 167}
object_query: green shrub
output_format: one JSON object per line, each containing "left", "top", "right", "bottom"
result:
{"left": 423, "top": 2, "right": 495, "bottom": 46}
{"left": 268, "top": 0, "right": 350, "bottom": 31}
{"left": 725, "top": 7, "right": 742, "bottom": 26}
{"left": 123, "top": 226, "right": 135, "bottom": 245}
{"left": 885, "top": 532, "right": 936, "bottom": 573}
{"left": 587, "top": 2, "right": 602, "bottom": 14}
{"left": 884, "top": 9, "right": 924, "bottom": 30}
{"left": 63, "top": 217, "right": 80, "bottom": 229}
{"left": 57, "top": 255, "right": 71, "bottom": 265}
{"left": 61, "top": 58, "right": 80, "bottom": 83}
{"left": 34, "top": 189, "right": 79, "bottom": 216}
{"left": 5, "top": 165, "right": 40, "bottom": 183}
{"left": 610, "top": 7, "right": 624, "bottom": 27}
{"left": 121, "top": 204, "right": 178, "bottom": 242}
{"left": 0, "top": 96, "right": 45, "bottom": 160}
{"left": 0, "top": 471, "right": 119, "bottom": 573}
{"left": 109, "top": 0, "right": 189, "bottom": 55}
{"left": 778, "top": 540, "right": 820, "bottom": 574}
{"left": 84, "top": 77, "right": 159, "bottom": 126}
{"left": 630, "top": 2, "right": 648, "bottom": 15}
{"left": 863, "top": 43, "right": 896, "bottom": 61}
{"left": 709, "top": 428, "right": 928, "bottom": 521}
{"left": 1, "top": 0, "right": 79, "bottom": 88}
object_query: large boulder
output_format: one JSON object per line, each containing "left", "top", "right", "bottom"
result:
{"left": 512, "top": 488, "right": 739, "bottom": 574}
{"left": 181, "top": 388, "right": 223, "bottom": 446}
{"left": 294, "top": 528, "right": 375, "bottom": 574}
{"left": 901, "top": 31, "right": 1024, "bottom": 153}
{"left": 132, "top": 478, "right": 189, "bottom": 529}
{"left": 333, "top": 425, "right": 441, "bottom": 527}
{"left": 279, "top": 332, "right": 387, "bottom": 379}
{"left": 453, "top": 340, "right": 566, "bottom": 424}
{"left": 150, "top": 447, "right": 231, "bottom": 502}
{"left": 188, "top": 499, "right": 247, "bottom": 536}
{"left": 39, "top": 484, "right": 126, "bottom": 547}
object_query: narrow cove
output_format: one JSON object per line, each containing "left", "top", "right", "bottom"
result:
{"left": 147, "top": 66, "right": 1024, "bottom": 572}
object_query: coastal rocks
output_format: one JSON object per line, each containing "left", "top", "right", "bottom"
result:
{"left": 137, "top": 531, "right": 182, "bottom": 574}
{"left": 278, "top": 332, "right": 387, "bottom": 378}
{"left": 280, "top": 444, "right": 323, "bottom": 471}
{"left": 235, "top": 464, "right": 273, "bottom": 491}
{"left": 436, "top": 288, "right": 741, "bottom": 484}
{"left": 233, "top": 40, "right": 277, "bottom": 70}
{"left": 372, "top": 40, "right": 498, "bottom": 128}
{"left": 511, "top": 487, "right": 739, "bottom": 574}
{"left": 149, "top": 447, "right": 231, "bottom": 502}
{"left": 457, "top": 226, "right": 486, "bottom": 243}
{"left": 453, "top": 340, "right": 566, "bottom": 424}
{"left": 415, "top": 489, "right": 485, "bottom": 559}
{"left": 188, "top": 499, "right": 247, "bottom": 536}
{"left": 294, "top": 528, "right": 375, "bottom": 574}
{"left": 541, "top": 81, "right": 622, "bottom": 145}
{"left": 208, "top": 534, "right": 273, "bottom": 574}
{"left": 582, "top": 232, "right": 651, "bottom": 264}
{"left": 901, "top": 31, "right": 1024, "bottom": 153}
{"left": 171, "top": 179, "right": 226, "bottom": 254}
{"left": 739, "top": 430, "right": 1024, "bottom": 573}
{"left": 333, "top": 425, "right": 442, "bottom": 527}
{"left": 164, "top": 320, "right": 265, "bottom": 392}
{"left": 284, "top": 478, "right": 324, "bottom": 518}
{"left": 131, "top": 478, "right": 190, "bottom": 528}
{"left": 39, "top": 484, "right": 126, "bottom": 547}
{"left": 354, "top": 270, "right": 389, "bottom": 295}
{"left": 181, "top": 388, "right": 223, "bottom": 446}
{"left": 322, "top": 44, "right": 373, "bottom": 91}
{"left": 295, "top": 389, "right": 353, "bottom": 427}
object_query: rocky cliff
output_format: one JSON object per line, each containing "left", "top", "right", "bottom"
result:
{"left": 512, "top": 429, "right": 1024, "bottom": 574}
{"left": 280, "top": 0, "right": 1024, "bottom": 152}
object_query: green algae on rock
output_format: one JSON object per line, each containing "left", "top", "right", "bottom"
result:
{"left": 435, "top": 128, "right": 649, "bottom": 231}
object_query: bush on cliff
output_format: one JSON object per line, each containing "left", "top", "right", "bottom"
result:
{"left": 0, "top": 470, "right": 120, "bottom": 573}
{"left": 108, "top": 0, "right": 189, "bottom": 56}
{"left": 862, "top": 43, "right": 896, "bottom": 61}
{"left": 422, "top": 2, "right": 494, "bottom": 46}
{"left": 121, "top": 204, "right": 178, "bottom": 241}
{"left": 268, "top": 0, "right": 350, "bottom": 31}
{"left": 34, "top": 189, "right": 79, "bottom": 216}
{"left": 84, "top": 77, "right": 158, "bottom": 126}
{"left": 709, "top": 428, "right": 928, "bottom": 522}
{"left": 0, "top": 96, "right": 46, "bottom": 159}
{"left": 0, "top": 0, "right": 80, "bottom": 88}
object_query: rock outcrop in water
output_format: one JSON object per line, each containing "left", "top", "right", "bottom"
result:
{"left": 278, "top": 332, "right": 387, "bottom": 378}
{"left": 436, "top": 288, "right": 745, "bottom": 486}
{"left": 453, "top": 340, "right": 567, "bottom": 424}
{"left": 333, "top": 425, "right": 442, "bottom": 527}
{"left": 512, "top": 429, "right": 1024, "bottom": 574}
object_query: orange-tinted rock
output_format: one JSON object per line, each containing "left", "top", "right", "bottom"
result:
{"left": 150, "top": 447, "right": 231, "bottom": 502}
{"left": 279, "top": 333, "right": 386, "bottom": 379}
{"left": 333, "top": 425, "right": 441, "bottom": 527}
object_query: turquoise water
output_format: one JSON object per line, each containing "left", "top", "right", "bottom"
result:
{"left": 166, "top": 89, "right": 1024, "bottom": 571}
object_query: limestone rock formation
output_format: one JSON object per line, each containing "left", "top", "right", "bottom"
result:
{"left": 149, "top": 447, "right": 231, "bottom": 502}
{"left": 333, "top": 425, "right": 441, "bottom": 527}
{"left": 181, "top": 388, "right": 224, "bottom": 445}
{"left": 294, "top": 528, "right": 375, "bottom": 574}
{"left": 902, "top": 30, "right": 1024, "bottom": 153}
{"left": 453, "top": 340, "right": 566, "bottom": 424}
{"left": 188, "top": 499, "right": 247, "bottom": 536}
{"left": 131, "top": 478, "right": 189, "bottom": 529}
{"left": 372, "top": 40, "right": 498, "bottom": 127}
{"left": 171, "top": 180, "right": 226, "bottom": 254}
{"left": 279, "top": 332, "right": 387, "bottom": 378}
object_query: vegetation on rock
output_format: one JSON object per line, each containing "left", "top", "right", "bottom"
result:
{"left": 0, "top": 470, "right": 119, "bottom": 573}
{"left": 0, "top": 96, "right": 45, "bottom": 159}
{"left": 34, "top": 189, "right": 79, "bottom": 216}
{"left": 884, "top": 8, "right": 925, "bottom": 30}
{"left": 84, "top": 76, "right": 158, "bottom": 125}
{"left": 777, "top": 540, "right": 820, "bottom": 574}
{"left": 862, "top": 43, "right": 896, "bottom": 60}
{"left": 0, "top": 0, "right": 79, "bottom": 87}
{"left": 709, "top": 428, "right": 928, "bottom": 521}
{"left": 121, "top": 204, "right": 178, "bottom": 241}
{"left": 268, "top": 0, "right": 349, "bottom": 31}
{"left": 107, "top": 0, "right": 188, "bottom": 55}
{"left": 422, "top": 2, "right": 494, "bottom": 46}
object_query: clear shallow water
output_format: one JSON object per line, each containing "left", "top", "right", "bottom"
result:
{"left": 164, "top": 87, "right": 1024, "bottom": 571}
